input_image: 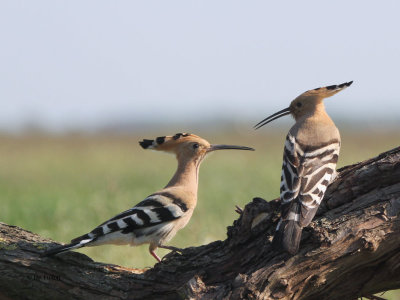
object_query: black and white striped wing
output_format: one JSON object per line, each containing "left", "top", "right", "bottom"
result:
{"left": 71, "top": 192, "right": 188, "bottom": 245}
{"left": 280, "top": 133, "right": 340, "bottom": 227}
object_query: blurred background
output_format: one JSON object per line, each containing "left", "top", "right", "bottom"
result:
{"left": 1, "top": 1, "right": 399, "bottom": 297}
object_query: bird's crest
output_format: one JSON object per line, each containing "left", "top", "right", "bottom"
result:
{"left": 139, "top": 133, "right": 208, "bottom": 152}
{"left": 299, "top": 81, "right": 353, "bottom": 101}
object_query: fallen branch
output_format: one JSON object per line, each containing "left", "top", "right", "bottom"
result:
{"left": 1, "top": 147, "right": 399, "bottom": 300}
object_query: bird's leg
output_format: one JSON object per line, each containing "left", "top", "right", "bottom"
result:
{"left": 158, "top": 245, "right": 183, "bottom": 253}
{"left": 150, "top": 250, "right": 161, "bottom": 262}
{"left": 149, "top": 245, "right": 161, "bottom": 262}
{"left": 235, "top": 205, "right": 243, "bottom": 214}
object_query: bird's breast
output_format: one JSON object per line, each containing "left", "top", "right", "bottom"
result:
{"left": 290, "top": 119, "right": 340, "bottom": 148}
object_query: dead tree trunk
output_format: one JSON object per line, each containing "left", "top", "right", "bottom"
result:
{"left": 1, "top": 147, "right": 399, "bottom": 300}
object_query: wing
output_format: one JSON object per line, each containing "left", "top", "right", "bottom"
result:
{"left": 280, "top": 133, "right": 340, "bottom": 227}
{"left": 71, "top": 192, "right": 188, "bottom": 244}
{"left": 280, "top": 134, "right": 300, "bottom": 201}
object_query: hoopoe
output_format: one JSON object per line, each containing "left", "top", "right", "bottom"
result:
{"left": 43, "top": 133, "right": 254, "bottom": 262}
{"left": 254, "top": 82, "right": 353, "bottom": 254}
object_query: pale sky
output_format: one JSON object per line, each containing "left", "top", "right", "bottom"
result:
{"left": 1, "top": 1, "right": 399, "bottom": 131}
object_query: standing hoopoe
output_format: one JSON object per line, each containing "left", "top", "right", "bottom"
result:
{"left": 43, "top": 133, "right": 254, "bottom": 262}
{"left": 254, "top": 82, "right": 353, "bottom": 254}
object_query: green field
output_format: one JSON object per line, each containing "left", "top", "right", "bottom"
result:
{"left": 1, "top": 128, "right": 399, "bottom": 297}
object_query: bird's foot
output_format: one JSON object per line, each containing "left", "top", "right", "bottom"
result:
{"left": 149, "top": 250, "right": 162, "bottom": 263}
{"left": 159, "top": 245, "right": 183, "bottom": 254}
{"left": 160, "top": 245, "right": 184, "bottom": 261}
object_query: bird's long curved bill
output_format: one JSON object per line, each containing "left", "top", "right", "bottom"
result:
{"left": 208, "top": 144, "right": 255, "bottom": 152}
{"left": 254, "top": 107, "right": 291, "bottom": 130}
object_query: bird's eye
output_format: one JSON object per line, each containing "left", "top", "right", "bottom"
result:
{"left": 296, "top": 102, "right": 302, "bottom": 108}
{"left": 192, "top": 143, "right": 199, "bottom": 149}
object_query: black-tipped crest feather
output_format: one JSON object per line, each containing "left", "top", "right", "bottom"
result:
{"left": 140, "top": 133, "right": 192, "bottom": 149}
{"left": 156, "top": 136, "right": 166, "bottom": 144}
{"left": 173, "top": 133, "right": 190, "bottom": 140}
{"left": 323, "top": 81, "right": 353, "bottom": 91}
{"left": 139, "top": 139, "right": 154, "bottom": 149}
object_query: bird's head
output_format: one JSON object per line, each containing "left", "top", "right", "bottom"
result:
{"left": 139, "top": 133, "right": 254, "bottom": 164}
{"left": 254, "top": 81, "right": 353, "bottom": 129}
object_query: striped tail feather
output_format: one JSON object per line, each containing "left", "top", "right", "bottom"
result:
{"left": 42, "top": 242, "right": 83, "bottom": 256}
{"left": 272, "top": 219, "right": 302, "bottom": 255}
{"left": 42, "top": 234, "right": 94, "bottom": 257}
{"left": 272, "top": 200, "right": 311, "bottom": 255}
{"left": 273, "top": 199, "right": 320, "bottom": 254}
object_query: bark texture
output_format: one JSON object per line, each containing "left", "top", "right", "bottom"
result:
{"left": 0, "top": 147, "right": 399, "bottom": 300}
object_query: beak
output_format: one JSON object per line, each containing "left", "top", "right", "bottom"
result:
{"left": 207, "top": 144, "right": 255, "bottom": 153}
{"left": 254, "top": 107, "right": 291, "bottom": 130}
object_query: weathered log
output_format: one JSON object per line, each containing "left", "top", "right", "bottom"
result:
{"left": 0, "top": 147, "right": 399, "bottom": 300}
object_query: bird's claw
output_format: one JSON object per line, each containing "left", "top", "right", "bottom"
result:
{"left": 235, "top": 205, "right": 243, "bottom": 214}
{"left": 168, "top": 246, "right": 183, "bottom": 254}
{"left": 159, "top": 245, "right": 183, "bottom": 254}
{"left": 161, "top": 246, "right": 183, "bottom": 261}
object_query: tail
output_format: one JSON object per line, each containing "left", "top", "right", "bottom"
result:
{"left": 272, "top": 219, "right": 303, "bottom": 255}
{"left": 41, "top": 242, "right": 83, "bottom": 257}
{"left": 42, "top": 234, "right": 94, "bottom": 257}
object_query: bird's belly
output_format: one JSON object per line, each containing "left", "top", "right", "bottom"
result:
{"left": 89, "top": 231, "right": 135, "bottom": 246}
{"left": 88, "top": 221, "right": 178, "bottom": 248}
{"left": 133, "top": 221, "right": 177, "bottom": 246}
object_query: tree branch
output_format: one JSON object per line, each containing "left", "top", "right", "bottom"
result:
{"left": 1, "top": 147, "right": 399, "bottom": 300}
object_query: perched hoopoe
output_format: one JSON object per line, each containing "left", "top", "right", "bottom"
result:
{"left": 254, "top": 82, "right": 353, "bottom": 254}
{"left": 43, "top": 133, "right": 254, "bottom": 262}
